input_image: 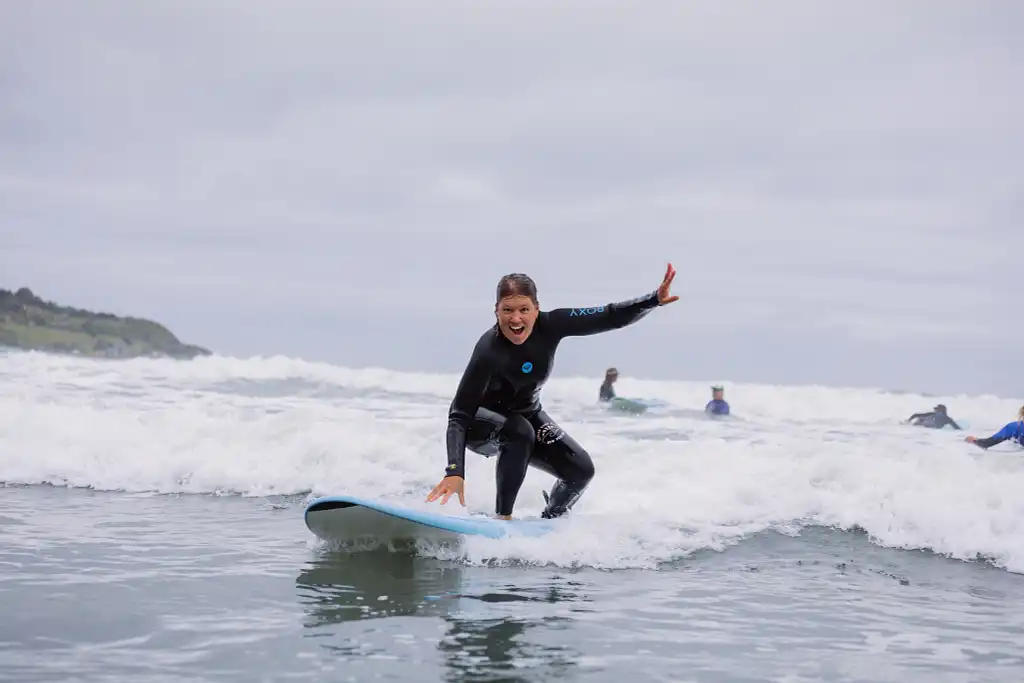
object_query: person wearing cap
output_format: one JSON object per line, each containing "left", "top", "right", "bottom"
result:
{"left": 965, "top": 405, "right": 1024, "bottom": 449}
{"left": 906, "top": 404, "right": 961, "bottom": 430}
{"left": 598, "top": 368, "right": 618, "bottom": 402}
{"left": 705, "top": 385, "right": 730, "bottom": 416}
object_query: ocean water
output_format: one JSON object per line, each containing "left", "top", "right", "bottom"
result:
{"left": 2, "top": 349, "right": 1023, "bottom": 682}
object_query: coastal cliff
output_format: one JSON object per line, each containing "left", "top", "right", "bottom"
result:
{"left": 0, "top": 288, "right": 211, "bottom": 360}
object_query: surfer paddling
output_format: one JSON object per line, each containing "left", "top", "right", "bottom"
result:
{"left": 965, "top": 405, "right": 1024, "bottom": 449}
{"left": 426, "top": 263, "right": 680, "bottom": 520}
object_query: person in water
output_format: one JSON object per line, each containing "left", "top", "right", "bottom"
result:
{"left": 964, "top": 405, "right": 1024, "bottom": 449}
{"left": 905, "top": 404, "right": 961, "bottom": 430}
{"left": 705, "top": 385, "right": 730, "bottom": 416}
{"left": 426, "top": 263, "right": 680, "bottom": 520}
{"left": 598, "top": 367, "right": 619, "bottom": 402}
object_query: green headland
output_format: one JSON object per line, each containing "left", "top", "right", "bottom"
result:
{"left": 0, "top": 287, "right": 211, "bottom": 360}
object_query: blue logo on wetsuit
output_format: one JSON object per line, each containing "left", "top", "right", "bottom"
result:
{"left": 569, "top": 306, "right": 605, "bottom": 316}
{"left": 521, "top": 361, "right": 533, "bottom": 373}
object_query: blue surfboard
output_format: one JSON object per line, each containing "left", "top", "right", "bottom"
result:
{"left": 902, "top": 419, "right": 971, "bottom": 431}
{"left": 304, "top": 494, "right": 554, "bottom": 543}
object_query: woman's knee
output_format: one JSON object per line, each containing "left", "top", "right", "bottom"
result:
{"left": 554, "top": 434, "right": 595, "bottom": 486}
{"left": 573, "top": 447, "right": 596, "bottom": 484}
{"left": 501, "top": 414, "right": 536, "bottom": 444}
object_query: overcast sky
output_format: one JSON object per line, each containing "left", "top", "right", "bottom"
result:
{"left": 1, "top": 0, "right": 1021, "bottom": 397}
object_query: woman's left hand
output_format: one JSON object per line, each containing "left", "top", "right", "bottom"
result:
{"left": 657, "top": 262, "right": 680, "bottom": 305}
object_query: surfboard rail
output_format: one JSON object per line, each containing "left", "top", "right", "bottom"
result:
{"left": 304, "top": 494, "right": 553, "bottom": 541}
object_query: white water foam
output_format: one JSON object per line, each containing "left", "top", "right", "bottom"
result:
{"left": 2, "top": 349, "right": 1022, "bottom": 571}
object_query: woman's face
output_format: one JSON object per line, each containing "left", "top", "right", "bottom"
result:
{"left": 495, "top": 295, "right": 538, "bottom": 344}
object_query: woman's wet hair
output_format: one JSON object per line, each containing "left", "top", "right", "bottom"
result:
{"left": 1018, "top": 405, "right": 1024, "bottom": 420}
{"left": 495, "top": 273, "right": 538, "bottom": 305}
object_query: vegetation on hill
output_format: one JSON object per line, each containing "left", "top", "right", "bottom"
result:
{"left": 0, "top": 287, "right": 211, "bottom": 360}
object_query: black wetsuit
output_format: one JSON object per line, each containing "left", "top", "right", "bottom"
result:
{"left": 598, "top": 381, "right": 616, "bottom": 402}
{"left": 445, "top": 290, "right": 662, "bottom": 518}
{"left": 908, "top": 411, "right": 961, "bottom": 430}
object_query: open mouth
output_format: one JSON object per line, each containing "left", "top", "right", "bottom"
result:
{"left": 508, "top": 324, "right": 526, "bottom": 337}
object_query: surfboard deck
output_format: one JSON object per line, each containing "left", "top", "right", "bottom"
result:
{"left": 304, "top": 494, "right": 554, "bottom": 543}
{"left": 606, "top": 397, "right": 649, "bottom": 414}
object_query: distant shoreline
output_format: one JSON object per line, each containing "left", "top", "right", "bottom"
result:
{"left": 0, "top": 287, "right": 210, "bottom": 360}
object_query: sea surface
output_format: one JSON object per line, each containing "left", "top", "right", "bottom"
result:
{"left": 2, "top": 350, "right": 1023, "bottom": 682}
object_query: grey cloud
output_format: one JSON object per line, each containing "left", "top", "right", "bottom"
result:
{"left": 1, "top": 0, "right": 1022, "bottom": 396}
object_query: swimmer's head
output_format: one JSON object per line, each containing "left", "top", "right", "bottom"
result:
{"left": 1018, "top": 405, "right": 1024, "bottom": 421}
{"left": 711, "top": 384, "right": 724, "bottom": 400}
{"left": 495, "top": 273, "right": 539, "bottom": 345}
{"left": 605, "top": 367, "right": 619, "bottom": 382}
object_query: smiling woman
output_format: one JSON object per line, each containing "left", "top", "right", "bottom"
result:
{"left": 425, "top": 263, "right": 679, "bottom": 520}
{"left": 494, "top": 273, "right": 539, "bottom": 344}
